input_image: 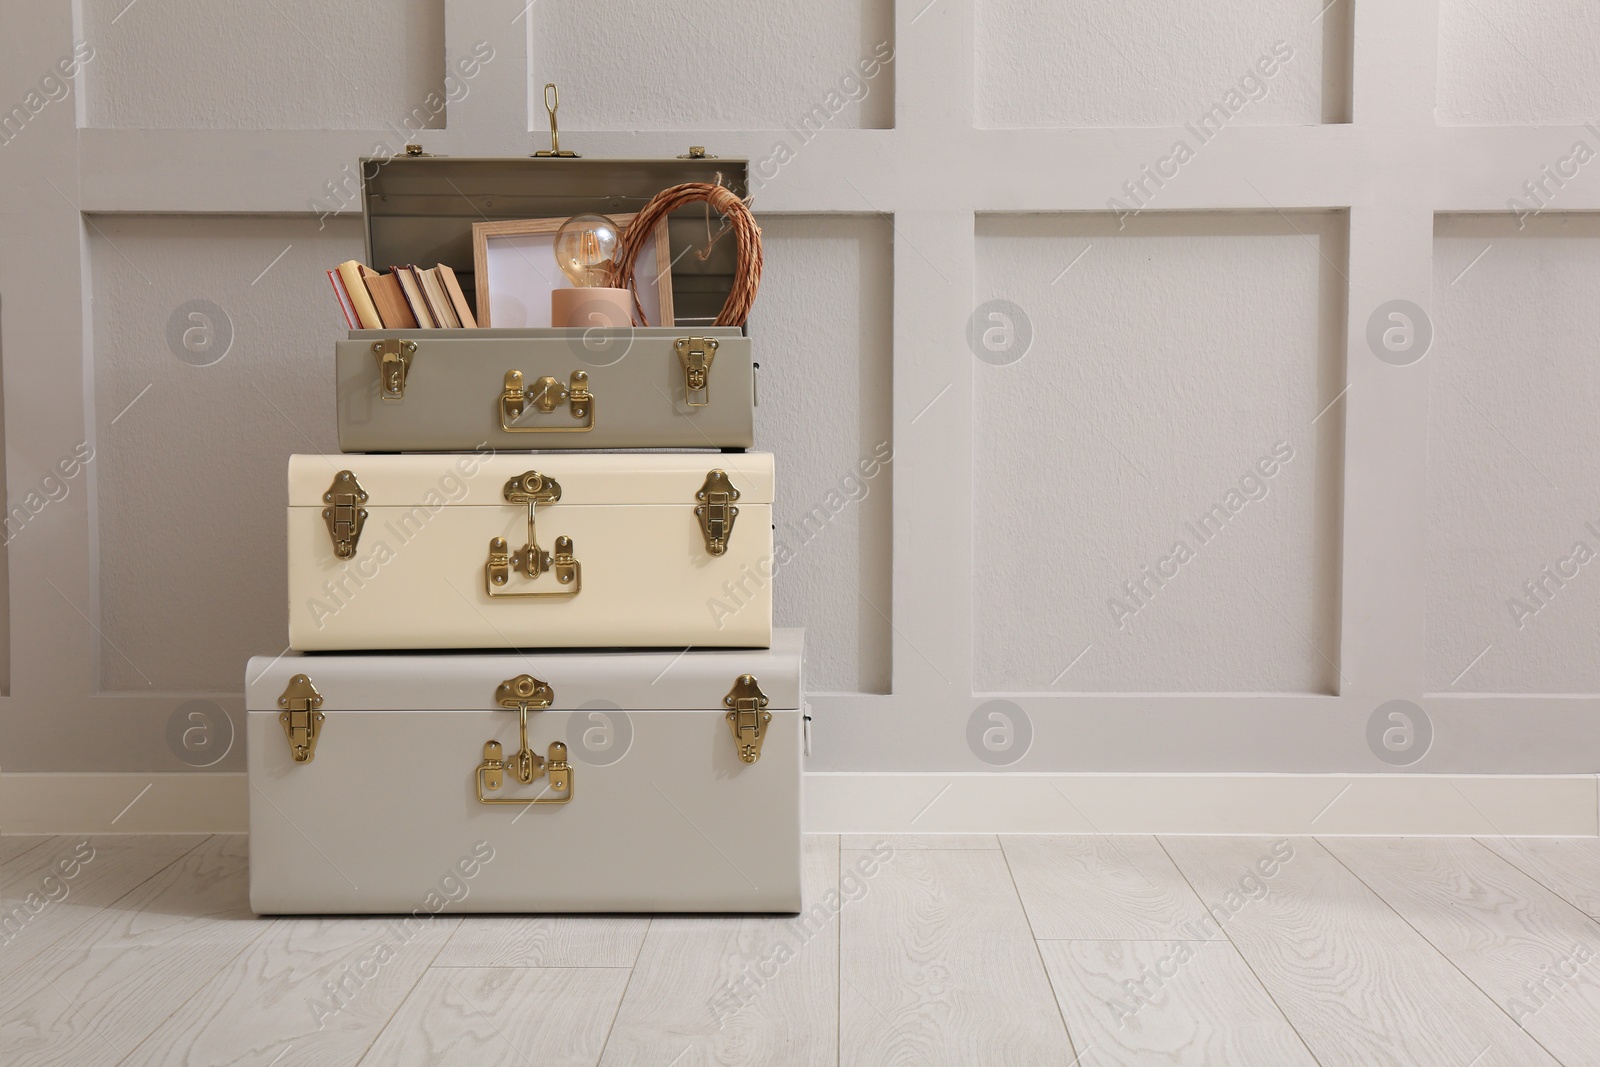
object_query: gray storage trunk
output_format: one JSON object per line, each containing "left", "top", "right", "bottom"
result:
{"left": 340, "top": 154, "right": 754, "bottom": 453}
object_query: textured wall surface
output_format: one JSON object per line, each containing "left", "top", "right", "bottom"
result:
{"left": 1427, "top": 214, "right": 1600, "bottom": 691}
{"left": 750, "top": 216, "right": 893, "bottom": 694}
{"left": 1437, "top": 1, "right": 1600, "bottom": 125}
{"left": 91, "top": 216, "right": 355, "bottom": 690}
{"left": 973, "top": 213, "right": 1344, "bottom": 692}
{"left": 83, "top": 0, "right": 447, "bottom": 129}
{"left": 976, "top": 0, "right": 1341, "bottom": 127}
{"left": 8, "top": 0, "right": 1600, "bottom": 777}
{"left": 529, "top": 0, "right": 895, "bottom": 130}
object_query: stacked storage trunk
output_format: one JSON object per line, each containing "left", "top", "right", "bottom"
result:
{"left": 248, "top": 154, "right": 803, "bottom": 913}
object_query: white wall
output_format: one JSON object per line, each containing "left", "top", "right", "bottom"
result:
{"left": 1, "top": 0, "right": 1598, "bottom": 779}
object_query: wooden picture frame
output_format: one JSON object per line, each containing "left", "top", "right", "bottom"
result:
{"left": 471, "top": 213, "right": 675, "bottom": 328}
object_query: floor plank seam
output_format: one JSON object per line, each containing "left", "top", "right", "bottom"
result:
{"left": 351, "top": 915, "right": 469, "bottom": 1064}
{"left": 591, "top": 918, "right": 647, "bottom": 1065}
{"left": 997, "top": 835, "right": 1082, "bottom": 1064}
{"left": 5, "top": 833, "right": 216, "bottom": 977}
{"left": 1314, "top": 837, "right": 1572, "bottom": 1067}
{"left": 0, "top": 835, "right": 52, "bottom": 867}
{"left": 1468, "top": 836, "right": 1600, "bottom": 934}
{"left": 1155, "top": 835, "right": 1326, "bottom": 1067}
{"left": 111, "top": 912, "right": 283, "bottom": 1067}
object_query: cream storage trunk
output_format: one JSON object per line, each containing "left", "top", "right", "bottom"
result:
{"left": 288, "top": 452, "right": 773, "bottom": 650}
{"left": 247, "top": 632, "right": 804, "bottom": 913}
{"left": 340, "top": 154, "right": 755, "bottom": 453}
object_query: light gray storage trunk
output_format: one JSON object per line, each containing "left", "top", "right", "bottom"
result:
{"left": 340, "top": 154, "right": 755, "bottom": 453}
{"left": 247, "top": 631, "right": 804, "bottom": 914}
{"left": 338, "top": 327, "right": 753, "bottom": 452}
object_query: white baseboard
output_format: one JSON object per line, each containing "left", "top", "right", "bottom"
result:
{"left": 3, "top": 772, "right": 1595, "bottom": 836}
{"left": 1, "top": 773, "right": 248, "bottom": 834}
{"left": 805, "top": 772, "right": 1600, "bottom": 836}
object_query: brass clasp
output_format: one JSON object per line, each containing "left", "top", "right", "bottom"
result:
{"left": 485, "top": 472, "right": 582, "bottom": 598}
{"left": 695, "top": 469, "right": 740, "bottom": 556}
{"left": 724, "top": 674, "right": 770, "bottom": 764}
{"left": 322, "top": 470, "right": 368, "bottom": 560}
{"left": 675, "top": 336, "right": 720, "bottom": 406}
{"left": 500, "top": 369, "right": 595, "bottom": 432}
{"left": 477, "top": 674, "right": 573, "bottom": 805}
{"left": 277, "top": 674, "right": 325, "bottom": 764}
{"left": 371, "top": 339, "right": 417, "bottom": 400}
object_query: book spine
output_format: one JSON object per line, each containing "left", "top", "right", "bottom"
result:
{"left": 327, "top": 270, "right": 357, "bottom": 329}
{"left": 337, "top": 260, "right": 384, "bottom": 330}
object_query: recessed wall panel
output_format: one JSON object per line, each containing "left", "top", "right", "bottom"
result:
{"left": 84, "top": 0, "right": 447, "bottom": 129}
{"left": 1438, "top": 2, "right": 1600, "bottom": 125}
{"left": 750, "top": 215, "right": 893, "bottom": 693}
{"left": 973, "top": 212, "right": 1346, "bottom": 693}
{"left": 91, "top": 215, "right": 355, "bottom": 691}
{"left": 976, "top": 0, "right": 1347, "bottom": 127}
{"left": 1428, "top": 214, "right": 1600, "bottom": 692}
{"left": 530, "top": 0, "right": 894, "bottom": 130}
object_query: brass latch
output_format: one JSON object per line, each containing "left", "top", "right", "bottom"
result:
{"left": 675, "top": 336, "right": 720, "bottom": 406}
{"left": 477, "top": 673, "right": 574, "bottom": 805}
{"left": 725, "top": 674, "right": 771, "bottom": 764}
{"left": 485, "top": 471, "right": 582, "bottom": 598}
{"left": 371, "top": 339, "right": 417, "bottom": 400}
{"left": 278, "top": 674, "right": 324, "bottom": 763}
{"left": 500, "top": 369, "right": 595, "bottom": 432}
{"left": 322, "top": 470, "right": 368, "bottom": 560}
{"left": 695, "top": 469, "right": 740, "bottom": 556}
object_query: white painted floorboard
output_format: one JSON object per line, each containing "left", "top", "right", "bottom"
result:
{"left": 599, "top": 835, "right": 841, "bottom": 1066}
{"left": 2, "top": 833, "right": 1598, "bottom": 1065}
{"left": 1038, "top": 938, "right": 1319, "bottom": 1066}
{"left": 1161, "top": 836, "right": 1564, "bottom": 1067}
{"left": 1481, "top": 836, "right": 1600, "bottom": 919}
{"left": 433, "top": 915, "right": 649, "bottom": 968}
{"left": 839, "top": 845, "right": 1077, "bottom": 1065}
{"left": 1324, "top": 837, "right": 1600, "bottom": 1067}
{"left": 1003, "top": 834, "right": 1225, "bottom": 941}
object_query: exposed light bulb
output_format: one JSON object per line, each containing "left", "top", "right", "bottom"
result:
{"left": 554, "top": 213, "right": 621, "bottom": 288}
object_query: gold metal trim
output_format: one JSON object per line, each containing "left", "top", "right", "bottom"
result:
{"left": 476, "top": 674, "right": 573, "bottom": 805}
{"left": 675, "top": 336, "right": 720, "bottom": 407}
{"left": 484, "top": 471, "right": 582, "bottom": 598}
{"left": 277, "top": 674, "right": 324, "bottom": 764}
{"left": 724, "top": 674, "right": 770, "bottom": 764}
{"left": 499, "top": 369, "right": 595, "bottom": 432}
{"left": 695, "top": 469, "right": 740, "bottom": 556}
{"left": 371, "top": 339, "right": 417, "bottom": 400}
{"left": 322, "top": 470, "right": 368, "bottom": 560}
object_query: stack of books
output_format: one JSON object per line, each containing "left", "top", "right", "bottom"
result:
{"left": 328, "top": 260, "right": 478, "bottom": 330}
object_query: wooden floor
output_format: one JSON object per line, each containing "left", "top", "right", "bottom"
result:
{"left": 3, "top": 833, "right": 1599, "bottom": 1066}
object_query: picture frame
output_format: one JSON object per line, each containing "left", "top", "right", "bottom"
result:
{"left": 471, "top": 213, "right": 675, "bottom": 328}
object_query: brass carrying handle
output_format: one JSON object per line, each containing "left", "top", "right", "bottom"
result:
{"left": 483, "top": 471, "right": 583, "bottom": 598}
{"left": 475, "top": 691, "right": 573, "bottom": 805}
{"left": 500, "top": 370, "right": 595, "bottom": 433}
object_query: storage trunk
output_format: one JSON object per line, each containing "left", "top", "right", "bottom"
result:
{"left": 287, "top": 452, "right": 773, "bottom": 651}
{"left": 338, "top": 327, "right": 754, "bottom": 452}
{"left": 341, "top": 154, "right": 754, "bottom": 452}
{"left": 247, "top": 632, "right": 804, "bottom": 913}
